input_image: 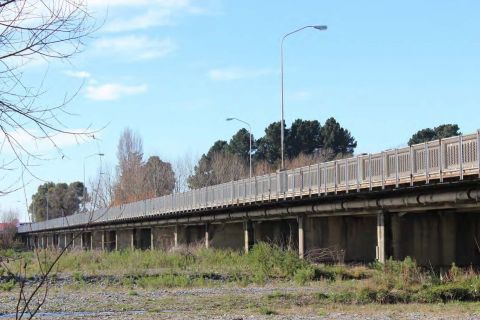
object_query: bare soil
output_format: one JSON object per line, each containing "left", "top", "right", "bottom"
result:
{"left": 1, "top": 283, "right": 479, "bottom": 319}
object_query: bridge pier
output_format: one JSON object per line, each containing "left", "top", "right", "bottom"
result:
{"left": 376, "top": 212, "right": 392, "bottom": 263}
{"left": 205, "top": 224, "right": 210, "bottom": 249}
{"left": 244, "top": 221, "right": 254, "bottom": 253}
{"left": 298, "top": 215, "right": 305, "bottom": 258}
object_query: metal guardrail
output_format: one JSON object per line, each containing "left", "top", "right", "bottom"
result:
{"left": 18, "top": 131, "right": 480, "bottom": 233}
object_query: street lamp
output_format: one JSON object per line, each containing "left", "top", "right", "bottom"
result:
{"left": 280, "top": 25, "right": 327, "bottom": 170}
{"left": 226, "top": 117, "right": 253, "bottom": 179}
{"left": 83, "top": 153, "right": 104, "bottom": 211}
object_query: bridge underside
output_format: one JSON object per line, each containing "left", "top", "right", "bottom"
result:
{"left": 20, "top": 182, "right": 480, "bottom": 268}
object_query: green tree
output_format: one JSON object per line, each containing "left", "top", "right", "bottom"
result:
{"left": 254, "top": 121, "right": 285, "bottom": 164}
{"left": 408, "top": 124, "right": 461, "bottom": 146}
{"left": 320, "top": 117, "right": 357, "bottom": 156}
{"left": 228, "top": 129, "right": 254, "bottom": 161}
{"left": 286, "top": 119, "right": 322, "bottom": 158}
{"left": 28, "top": 182, "right": 86, "bottom": 222}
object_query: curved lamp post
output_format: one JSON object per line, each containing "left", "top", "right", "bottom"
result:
{"left": 226, "top": 117, "right": 252, "bottom": 179}
{"left": 280, "top": 25, "right": 327, "bottom": 170}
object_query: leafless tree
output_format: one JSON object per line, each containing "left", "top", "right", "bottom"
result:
{"left": 0, "top": 0, "right": 99, "bottom": 318}
{"left": 113, "top": 128, "right": 145, "bottom": 204}
{"left": 210, "top": 152, "right": 248, "bottom": 184}
{"left": 173, "top": 153, "right": 196, "bottom": 193}
{"left": 0, "top": 0, "right": 97, "bottom": 195}
{"left": 88, "top": 162, "right": 114, "bottom": 209}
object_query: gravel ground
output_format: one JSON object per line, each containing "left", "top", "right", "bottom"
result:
{"left": 1, "top": 284, "right": 479, "bottom": 319}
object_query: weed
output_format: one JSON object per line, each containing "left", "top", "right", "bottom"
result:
{"left": 267, "top": 291, "right": 293, "bottom": 300}
{"left": 258, "top": 306, "right": 278, "bottom": 315}
{"left": 0, "top": 279, "right": 15, "bottom": 291}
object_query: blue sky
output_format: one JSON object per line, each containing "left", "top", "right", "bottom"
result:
{"left": 2, "top": 0, "right": 479, "bottom": 221}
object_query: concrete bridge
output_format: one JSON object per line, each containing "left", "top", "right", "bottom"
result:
{"left": 17, "top": 131, "right": 480, "bottom": 267}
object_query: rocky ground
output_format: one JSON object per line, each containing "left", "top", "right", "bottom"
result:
{"left": 1, "top": 283, "right": 480, "bottom": 320}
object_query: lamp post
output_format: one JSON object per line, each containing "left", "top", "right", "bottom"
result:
{"left": 226, "top": 117, "right": 252, "bottom": 179}
{"left": 280, "top": 25, "right": 327, "bottom": 170}
{"left": 83, "top": 153, "right": 104, "bottom": 211}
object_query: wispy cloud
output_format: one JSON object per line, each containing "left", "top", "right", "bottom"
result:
{"left": 91, "top": 0, "right": 207, "bottom": 32}
{"left": 1, "top": 128, "right": 93, "bottom": 155}
{"left": 94, "top": 35, "right": 176, "bottom": 60}
{"left": 208, "top": 67, "right": 274, "bottom": 81}
{"left": 86, "top": 83, "right": 148, "bottom": 101}
{"left": 65, "top": 70, "right": 91, "bottom": 79}
{"left": 290, "top": 90, "right": 312, "bottom": 101}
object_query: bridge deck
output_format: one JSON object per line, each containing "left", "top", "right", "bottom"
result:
{"left": 18, "top": 131, "right": 480, "bottom": 233}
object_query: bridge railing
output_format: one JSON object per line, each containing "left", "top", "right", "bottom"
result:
{"left": 18, "top": 131, "right": 480, "bottom": 233}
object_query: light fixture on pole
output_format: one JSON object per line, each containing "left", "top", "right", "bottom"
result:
{"left": 280, "top": 25, "right": 327, "bottom": 170}
{"left": 226, "top": 117, "right": 253, "bottom": 179}
{"left": 83, "top": 153, "right": 104, "bottom": 212}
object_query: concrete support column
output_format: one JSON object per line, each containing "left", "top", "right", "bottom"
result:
{"left": 376, "top": 212, "right": 391, "bottom": 263}
{"left": 174, "top": 225, "right": 178, "bottom": 248}
{"left": 150, "top": 228, "right": 154, "bottom": 250}
{"left": 115, "top": 231, "right": 118, "bottom": 251}
{"left": 130, "top": 229, "right": 135, "bottom": 250}
{"left": 205, "top": 224, "right": 210, "bottom": 249}
{"left": 243, "top": 220, "right": 254, "bottom": 253}
{"left": 80, "top": 233, "right": 84, "bottom": 250}
{"left": 101, "top": 232, "right": 105, "bottom": 251}
{"left": 298, "top": 215, "right": 305, "bottom": 259}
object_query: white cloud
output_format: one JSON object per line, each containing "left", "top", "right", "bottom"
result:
{"left": 65, "top": 70, "right": 91, "bottom": 79}
{"left": 94, "top": 35, "right": 175, "bottom": 60}
{"left": 208, "top": 67, "right": 274, "bottom": 81}
{"left": 86, "top": 83, "right": 148, "bottom": 101}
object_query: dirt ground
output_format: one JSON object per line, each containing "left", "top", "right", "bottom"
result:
{"left": 1, "top": 283, "right": 480, "bottom": 319}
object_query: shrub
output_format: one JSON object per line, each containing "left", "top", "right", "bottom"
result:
{"left": 294, "top": 266, "right": 316, "bottom": 285}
